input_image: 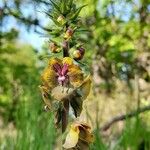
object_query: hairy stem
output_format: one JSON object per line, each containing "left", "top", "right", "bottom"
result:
{"left": 62, "top": 41, "right": 69, "bottom": 57}
{"left": 62, "top": 100, "right": 69, "bottom": 133}
{"left": 62, "top": 40, "right": 69, "bottom": 133}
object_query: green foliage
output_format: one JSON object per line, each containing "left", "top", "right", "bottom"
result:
{"left": 0, "top": 87, "right": 56, "bottom": 150}
{"left": 0, "top": 33, "right": 56, "bottom": 149}
{"left": 0, "top": 34, "right": 38, "bottom": 95}
{"left": 78, "top": 0, "right": 149, "bottom": 91}
{"left": 91, "top": 129, "right": 107, "bottom": 150}
{"left": 115, "top": 118, "right": 150, "bottom": 150}
{"left": 45, "top": 0, "right": 86, "bottom": 23}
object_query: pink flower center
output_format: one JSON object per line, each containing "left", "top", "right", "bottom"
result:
{"left": 53, "top": 63, "right": 69, "bottom": 86}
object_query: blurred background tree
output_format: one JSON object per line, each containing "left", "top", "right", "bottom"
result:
{"left": 0, "top": 0, "right": 150, "bottom": 149}
{"left": 79, "top": 0, "right": 149, "bottom": 93}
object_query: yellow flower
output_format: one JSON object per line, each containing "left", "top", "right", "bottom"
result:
{"left": 41, "top": 57, "right": 83, "bottom": 90}
{"left": 40, "top": 57, "right": 91, "bottom": 125}
{"left": 63, "top": 122, "right": 94, "bottom": 149}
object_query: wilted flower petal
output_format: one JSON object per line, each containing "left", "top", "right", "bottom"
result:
{"left": 79, "top": 75, "right": 91, "bottom": 100}
{"left": 51, "top": 86, "right": 73, "bottom": 101}
{"left": 51, "top": 76, "right": 91, "bottom": 117}
{"left": 63, "top": 122, "right": 93, "bottom": 149}
{"left": 39, "top": 85, "right": 52, "bottom": 109}
{"left": 63, "top": 125, "right": 79, "bottom": 149}
{"left": 70, "top": 75, "right": 91, "bottom": 117}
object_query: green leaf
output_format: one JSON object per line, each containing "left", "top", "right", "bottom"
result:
{"left": 44, "top": 11, "right": 53, "bottom": 18}
{"left": 68, "top": 0, "right": 73, "bottom": 8}
{"left": 50, "top": 29, "right": 63, "bottom": 36}
{"left": 76, "top": 28, "right": 89, "bottom": 32}
{"left": 65, "top": 0, "right": 73, "bottom": 13}
{"left": 70, "top": 4, "right": 87, "bottom": 20}
{"left": 44, "top": 11, "right": 62, "bottom": 26}
{"left": 61, "top": 0, "right": 66, "bottom": 14}
{"left": 49, "top": 0, "right": 61, "bottom": 13}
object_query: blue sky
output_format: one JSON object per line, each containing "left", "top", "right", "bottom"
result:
{"left": 1, "top": 0, "right": 49, "bottom": 50}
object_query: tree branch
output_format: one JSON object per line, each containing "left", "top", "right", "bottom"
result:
{"left": 100, "top": 105, "right": 150, "bottom": 131}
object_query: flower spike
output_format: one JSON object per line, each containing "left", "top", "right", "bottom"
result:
{"left": 40, "top": 0, "right": 93, "bottom": 149}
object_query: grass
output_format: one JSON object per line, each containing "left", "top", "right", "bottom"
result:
{"left": 0, "top": 84, "right": 56, "bottom": 150}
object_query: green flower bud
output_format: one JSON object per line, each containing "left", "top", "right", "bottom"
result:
{"left": 73, "top": 50, "right": 81, "bottom": 58}
{"left": 73, "top": 47, "right": 85, "bottom": 60}
{"left": 78, "top": 47, "right": 85, "bottom": 56}
{"left": 49, "top": 42, "right": 61, "bottom": 53}
{"left": 57, "top": 15, "right": 66, "bottom": 25}
{"left": 64, "top": 28, "right": 74, "bottom": 39}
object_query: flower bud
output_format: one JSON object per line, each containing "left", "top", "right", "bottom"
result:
{"left": 73, "top": 50, "right": 81, "bottom": 60}
{"left": 49, "top": 42, "right": 61, "bottom": 53}
{"left": 73, "top": 47, "right": 85, "bottom": 60}
{"left": 57, "top": 15, "right": 66, "bottom": 25}
{"left": 64, "top": 28, "right": 74, "bottom": 39}
{"left": 78, "top": 47, "right": 85, "bottom": 56}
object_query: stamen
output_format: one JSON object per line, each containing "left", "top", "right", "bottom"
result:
{"left": 53, "top": 63, "right": 62, "bottom": 75}
{"left": 53, "top": 63, "right": 69, "bottom": 86}
{"left": 61, "top": 64, "right": 68, "bottom": 75}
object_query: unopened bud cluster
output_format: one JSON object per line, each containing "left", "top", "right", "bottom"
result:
{"left": 49, "top": 26, "right": 85, "bottom": 61}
